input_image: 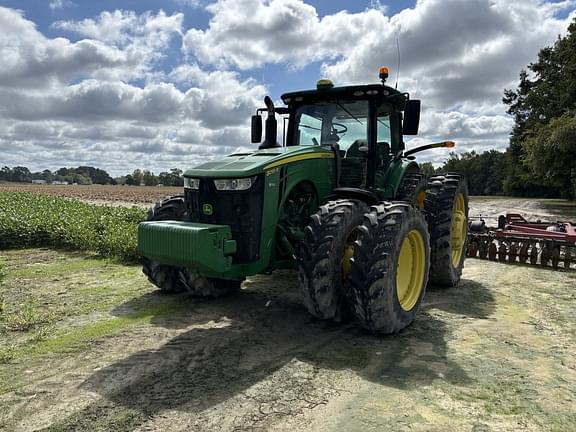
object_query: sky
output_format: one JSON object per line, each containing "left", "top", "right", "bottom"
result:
{"left": 0, "top": 0, "right": 575, "bottom": 176}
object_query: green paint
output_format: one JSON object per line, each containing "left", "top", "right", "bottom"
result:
{"left": 138, "top": 221, "right": 236, "bottom": 274}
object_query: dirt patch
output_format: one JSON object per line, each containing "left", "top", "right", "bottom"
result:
{"left": 0, "top": 248, "right": 574, "bottom": 432}
{"left": 469, "top": 196, "right": 576, "bottom": 222}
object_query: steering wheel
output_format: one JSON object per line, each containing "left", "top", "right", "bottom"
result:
{"left": 331, "top": 122, "right": 348, "bottom": 135}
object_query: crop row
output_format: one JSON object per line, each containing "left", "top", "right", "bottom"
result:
{"left": 0, "top": 192, "right": 147, "bottom": 261}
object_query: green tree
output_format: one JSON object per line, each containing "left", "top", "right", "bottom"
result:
{"left": 523, "top": 113, "right": 576, "bottom": 198}
{"left": 158, "top": 168, "right": 184, "bottom": 186}
{"left": 419, "top": 162, "right": 435, "bottom": 178}
{"left": 125, "top": 174, "right": 138, "bottom": 186}
{"left": 132, "top": 169, "right": 144, "bottom": 186}
{"left": 142, "top": 170, "right": 158, "bottom": 186}
{"left": 11, "top": 166, "right": 32, "bottom": 182}
{"left": 503, "top": 18, "right": 576, "bottom": 197}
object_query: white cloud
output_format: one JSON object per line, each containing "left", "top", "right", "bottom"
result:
{"left": 183, "top": 0, "right": 324, "bottom": 69}
{"left": 49, "top": 0, "right": 75, "bottom": 11}
{"left": 53, "top": 9, "right": 184, "bottom": 82}
{"left": 0, "top": 6, "right": 267, "bottom": 175}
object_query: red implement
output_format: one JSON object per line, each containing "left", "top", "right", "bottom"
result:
{"left": 467, "top": 213, "right": 576, "bottom": 270}
{"left": 495, "top": 213, "right": 576, "bottom": 244}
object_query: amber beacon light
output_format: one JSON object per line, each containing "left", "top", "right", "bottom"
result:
{"left": 379, "top": 66, "right": 389, "bottom": 82}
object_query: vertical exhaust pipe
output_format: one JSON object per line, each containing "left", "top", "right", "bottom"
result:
{"left": 259, "top": 96, "right": 279, "bottom": 150}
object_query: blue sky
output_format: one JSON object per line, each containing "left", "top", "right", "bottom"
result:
{"left": 0, "top": 0, "right": 574, "bottom": 175}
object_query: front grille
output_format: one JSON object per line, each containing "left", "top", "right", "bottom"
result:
{"left": 184, "top": 175, "right": 264, "bottom": 264}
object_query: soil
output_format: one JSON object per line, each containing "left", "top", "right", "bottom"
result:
{"left": 0, "top": 198, "right": 575, "bottom": 432}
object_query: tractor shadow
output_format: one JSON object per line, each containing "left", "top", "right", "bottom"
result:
{"left": 72, "top": 273, "right": 495, "bottom": 427}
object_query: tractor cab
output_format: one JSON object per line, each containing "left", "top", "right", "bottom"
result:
{"left": 250, "top": 67, "right": 422, "bottom": 198}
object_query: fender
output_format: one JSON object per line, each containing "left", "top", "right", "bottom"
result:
{"left": 382, "top": 159, "right": 420, "bottom": 199}
{"left": 332, "top": 187, "right": 379, "bottom": 205}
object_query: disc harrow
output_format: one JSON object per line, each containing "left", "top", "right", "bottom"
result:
{"left": 466, "top": 213, "right": 576, "bottom": 270}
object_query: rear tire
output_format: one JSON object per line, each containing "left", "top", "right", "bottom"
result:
{"left": 396, "top": 173, "right": 427, "bottom": 209}
{"left": 298, "top": 199, "right": 369, "bottom": 322}
{"left": 424, "top": 174, "right": 469, "bottom": 287}
{"left": 349, "top": 203, "right": 430, "bottom": 334}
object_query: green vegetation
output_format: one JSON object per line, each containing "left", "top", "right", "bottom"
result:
{"left": 441, "top": 150, "right": 509, "bottom": 196}
{"left": 120, "top": 167, "right": 185, "bottom": 186}
{"left": 0, "top": 192, "right": 146, "bottom": 261}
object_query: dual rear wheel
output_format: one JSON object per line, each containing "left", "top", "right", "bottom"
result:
{"left": 298, "top": 174, "right": 468, "bottom": 334}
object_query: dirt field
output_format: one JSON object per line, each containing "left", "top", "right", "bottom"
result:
{"left": 0, "top": 198, "right": 575, "bottom": 432}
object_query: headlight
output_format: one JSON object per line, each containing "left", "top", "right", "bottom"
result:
{"left": 184, "top": 177, "right": 200, "bottom": 189}
{"left": 214, "top": 177, "right": 253, "bottom": 191}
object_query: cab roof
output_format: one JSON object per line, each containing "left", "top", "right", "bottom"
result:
{"left": 281, "top": 83, "right": 409, "bottom": 111}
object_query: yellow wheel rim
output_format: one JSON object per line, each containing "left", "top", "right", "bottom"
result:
{"left": 396, "top": 229, "right": 426, "bottom": 311}
{"left": 341, "top": 229, "right": 357, "bottom": 281}
{"left": 451, "top": 193, "right": 467, "bottom": 267}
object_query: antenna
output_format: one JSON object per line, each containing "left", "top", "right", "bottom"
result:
{"left": 395, "top": 33, "right": 401, "bottom": 89}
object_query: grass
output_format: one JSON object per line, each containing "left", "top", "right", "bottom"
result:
{"left": 0, "top": 192, "right": 146, "bottom": 262}
{"left": 0, "top": 251, "right": 151, "bottom": 358}
{"left": 0, "top": 249, "right": 194, "bottom": 397}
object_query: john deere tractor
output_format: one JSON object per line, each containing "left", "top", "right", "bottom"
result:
{"left": 138, "top": 67, "right": 468, "bottom": 334}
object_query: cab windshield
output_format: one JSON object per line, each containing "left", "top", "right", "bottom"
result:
{"left": 294, "top": 100, "right": 366, "bottom": 151}
{"left": 292, "top": 100, "right": 391, "bottom": 151}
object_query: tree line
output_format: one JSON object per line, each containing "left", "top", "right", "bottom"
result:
{"left": 0, "top": 166, "right": 184, "bottom": 187}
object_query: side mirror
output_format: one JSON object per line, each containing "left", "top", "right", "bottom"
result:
{"left": 251, "top": 115, "right": 262, "bottom": 143}
{"left": 403, "top": 99, "right": 421, "bottom": 135}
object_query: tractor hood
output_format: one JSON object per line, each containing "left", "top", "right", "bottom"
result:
{"left": 184, "top": 146, "right": 334, "bottom": 178}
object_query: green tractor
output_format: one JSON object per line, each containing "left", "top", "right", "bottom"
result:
{"left": 138, "top": 67, "right": 469, "bottom": 334}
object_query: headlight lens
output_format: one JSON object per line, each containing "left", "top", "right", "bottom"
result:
{"left": 214, "top": 177, "right": 253, "bottom": 191}
{"left": 184, "top": 177, "right": 200, "bottom": 189}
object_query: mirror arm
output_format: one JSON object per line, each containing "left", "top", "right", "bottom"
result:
{"left": 403, "top": 141, "right": 455, "bottom": 158}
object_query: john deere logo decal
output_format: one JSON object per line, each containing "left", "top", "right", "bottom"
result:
{"left": 202, "top": 203, "right": 213, "bottom": 215}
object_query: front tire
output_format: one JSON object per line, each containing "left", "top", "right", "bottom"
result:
{"left": 298, "top": 199, "right": 369, "bottom": 322}
{"left": 349, "top": 203, "right": 430, "bottom": 334}
{"left": 424, "top": 174, "right": 469, "bottom": 287}
{"left": 180, "top": 271, "right": 242, "bottom": 297}
{"left": 141, "top": 196, "right": 188, "bottom": 294}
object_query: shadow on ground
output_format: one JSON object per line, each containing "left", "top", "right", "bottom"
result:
{"left": 48, "top": 274, "right": 496, "bottom": 431}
